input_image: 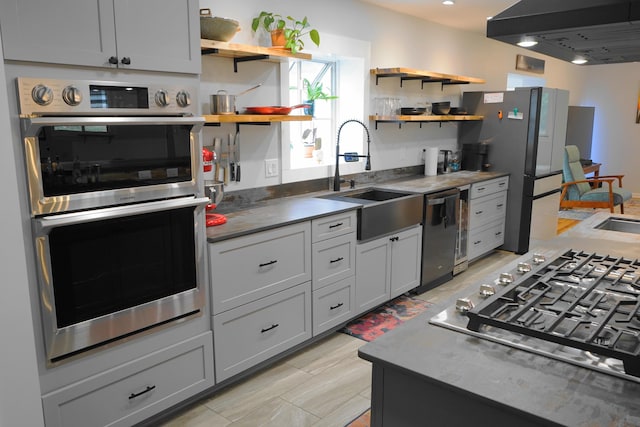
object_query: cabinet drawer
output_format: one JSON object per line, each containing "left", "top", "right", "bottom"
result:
{"left": 468, "top": 220, "right": 505, "bottom": 261}
{"left": 213, "top": 282, "right": 312, "bottom": 382}
{"left": 311, "top": 211, "right": 357, "bottom": 242}
{"left": 312, "top": 232, "right": 356, "bottom": 290}
{"left": 470, "top": 176, "right": 509, "bottom": 199}
{"left": 313, "top": 276, "right": 355, "bottom": 336}
{"left": 209, "top": 222, "right": 311, "bottom": 314}
{"left": 468, "top": 192, "right": 507, "bottom": 229}
{"left": 42, "top": 332, "right": 214, "bottom": 427}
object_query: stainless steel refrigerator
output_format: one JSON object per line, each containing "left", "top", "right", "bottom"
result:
{"left": 459, "top": 87, "right": 569, "bottom": 254}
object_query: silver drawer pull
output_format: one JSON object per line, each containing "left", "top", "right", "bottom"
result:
{"left": 475, "top": 210, "right": 483, "bottom": 215}
{"left": 261, "top": 323, "right": 279, "bottom": 333}
{"left": 497, "top": 204, "right": 504, "bottom": 208}
{"left": 129, "top": 385, "right": 156, "bottom": 400}
{"left": 477, "top": 187, "right": 486, "bottom": 191}
{"left": 259, "top": 260, "right": 278, "bottom": 268}
{"left": 474, "top": 240, "right": 481, "bottom": 245}
{"left": 495, "top": 231, "right": 502, "bottom": 236}
{"left": 330, "top": 302, "right": 344, "bottom": 310}
{"left": 330, "top": 257, "right": 344, "bottom": 264}
{"left": 329, "top": 222, "right": 344, "bottom": 229}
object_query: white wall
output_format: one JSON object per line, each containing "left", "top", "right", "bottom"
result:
{"left": 0, "top": 34, "right": 44, "bottom": 427}
{"left": 580, "top": 62, "right": 640, "bottom": 193}
{"left": 201, "top": 0, "right": 639, "bottom": 194}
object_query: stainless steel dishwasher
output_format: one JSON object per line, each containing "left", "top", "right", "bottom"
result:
{"left": 419, "top": 188, "right": 460, "bottom": 291}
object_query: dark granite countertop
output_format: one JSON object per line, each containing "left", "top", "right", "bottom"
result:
{"left": 358, "top": 215, "right": 640, "bottom": 426}
{"left": 206, "top": 170, "right": 508, "bottom": 243}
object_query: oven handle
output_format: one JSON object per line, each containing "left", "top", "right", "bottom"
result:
{"left": 21, "top": 115, "right": 205, "bottom": 137}
{"left": 34, "top": 197, "right": 210, "bottom": 231}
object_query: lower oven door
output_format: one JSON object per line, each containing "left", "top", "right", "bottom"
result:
{"left": 32, "top": 196, "right": 209, "bottom": 364}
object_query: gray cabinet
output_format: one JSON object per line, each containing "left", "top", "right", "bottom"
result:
{"left": 0, "top": 0, "right": 200, "bottom": 74}
{"left": 209, "top": 222, "right": 312, "bottom": 382}
{"left": 209, "top": 222, "right": 312, "bottom": 315}
{"left": 311, "top": 211, "right": 357, "bottom": 335}
{"left": 212, "top": 282, "right": 312, "bottom": 382}
{"left": 355, "top": 226, "right": 422, "bottom": 315}
{"left": 41, "top": 332, "right": 214, "bottom": 427}
{"left": 468, "top": 176, "right": 509, "bottom": 261}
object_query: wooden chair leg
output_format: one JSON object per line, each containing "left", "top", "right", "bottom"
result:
{"left": 620, "top": 204, "right": 625, "bottom": 214}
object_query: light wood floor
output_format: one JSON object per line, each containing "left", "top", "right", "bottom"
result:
{"left": 158, "top": 250, "right": 519, "bottom": 427}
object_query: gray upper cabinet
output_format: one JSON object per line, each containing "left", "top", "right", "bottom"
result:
{"left": 0, "top": 0, "right": 201, "bottom": 74}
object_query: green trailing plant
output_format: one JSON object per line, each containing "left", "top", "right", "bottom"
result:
{"left": 251, "top": 11, "right": 320, "bottom": 53}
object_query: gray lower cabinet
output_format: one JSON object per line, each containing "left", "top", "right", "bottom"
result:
{"left": 209, "top": 222, "right": 312, "bottom": 315}
{"left": 355, "top": 225, "right": 423, "bottom": 315}
{"left": 0, "top": 0, "right": 201, "bottom": 74}
{"left": 41, "top": 332, "right": 214, "bottom": 427}
{"left": 468, "top": 176, "right": 509, "bottom": 261}
{"left": 313, "top": 276, "right": 356, "bottom": 335}
{"left": 212, "top": 282, "right": 312, "bottom": 382}
{"left": 311, "top": 212, "right": 357, "bottom": 335}
{"left": 209, "top": 221, "right": 312, "bottom": 382}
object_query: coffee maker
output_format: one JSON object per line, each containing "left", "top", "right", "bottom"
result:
{"left": 462, "top": 142, "right": 491, "bottom": 171}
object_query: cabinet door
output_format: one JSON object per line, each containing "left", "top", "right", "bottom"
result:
{"left": 113, "top": 0, "right": 201, "bottom": 73}
{"left": 0, "top": 0, "right": 117, "bottom": 67}
{"left": 355, "top": 237, "right": 390, "bottom": 315}
{"left": 209, "top": 222, "right": 311, "bottom": 314}
{"left": 389, "top": 226, "right": 422, "bottom": 298}
{"left": 42, "top": 332, "right": 214, "bottom": 427}
{"left": 312, "top": 232, "right": 356, "bottom": 291}
{"left": 213, "top": 283, "right": 312, "bottom": 382}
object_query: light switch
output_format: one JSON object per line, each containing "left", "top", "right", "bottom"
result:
{"left": 265, "top": 159, "right": 279, "bottom": 177}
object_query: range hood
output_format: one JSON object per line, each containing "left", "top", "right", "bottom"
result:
{"left": 487, "top": 0, "right": 640, "bottom": 65}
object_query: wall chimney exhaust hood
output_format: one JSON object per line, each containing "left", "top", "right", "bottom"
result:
{"left": 487, "top": 0, "right": 640, "bottom": 65}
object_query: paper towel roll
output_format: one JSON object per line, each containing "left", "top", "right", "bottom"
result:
{"left": 424, "top": 147, "right": 438, "bottom": 176}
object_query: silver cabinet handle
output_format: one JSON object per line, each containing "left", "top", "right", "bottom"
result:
{"left": 329, "top": 222, "right": 344, "bottom": 229}
{"left": 329, "top": 257, "right": 344, "bottom": 264}
{"left": 330, "top": 303, "right": 344, "bottom": 310}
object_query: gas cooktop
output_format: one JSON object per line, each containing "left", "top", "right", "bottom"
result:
{"left": 430, "top": 248, "right": 640, "bottom": 383}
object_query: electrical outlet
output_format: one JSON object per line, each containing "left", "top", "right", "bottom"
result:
{"left": 265, "top": 159, "right": 279, "bottom": 177}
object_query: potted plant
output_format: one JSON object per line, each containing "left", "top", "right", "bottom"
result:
{"left": 302, "top": 127, "right": 317, "bottom": 158}
{"left": 251, "top": 11, "right": 320, "bottom": 53}
{"left": 302, "top": 78, "right": 337, "bottom": 116}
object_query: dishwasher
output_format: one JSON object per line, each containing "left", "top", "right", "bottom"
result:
{"left": 419, "top": 188, "right": 460, "bottom": 291}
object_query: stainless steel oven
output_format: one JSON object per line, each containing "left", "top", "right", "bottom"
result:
{"left": 17, "top": 77, "right": 208, "bottom": 364}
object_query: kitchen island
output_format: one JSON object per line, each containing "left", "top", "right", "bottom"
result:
{"left": 358, "top": 212, "right": 640, "bottom": 427}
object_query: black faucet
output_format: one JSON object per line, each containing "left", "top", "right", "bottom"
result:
{"left": 333, "top": 119, "right": 371, "bottom": 191}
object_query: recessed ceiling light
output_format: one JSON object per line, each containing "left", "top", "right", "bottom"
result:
{"left": 517, "top": 40, "right": 538, "bottom": 48}
{"left": 572, "top": 58, "right": 588, "bottom": 65}
{"left": 442, "top": 1, "right": 455, "bottom": 5}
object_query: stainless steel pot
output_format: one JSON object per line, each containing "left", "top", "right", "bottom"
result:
{"left": 210, "top": 84, "right": 262, "bottom": 115}
{"left": 210, "top": 90, "right": 235, "bottom": 115}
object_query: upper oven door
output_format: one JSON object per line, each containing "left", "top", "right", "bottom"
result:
{"left": 21, "top": 116, "right": 204, "bottom": 216}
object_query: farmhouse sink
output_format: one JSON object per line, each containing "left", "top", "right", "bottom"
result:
{"left": 594, "top": 217, "right": 640, "bottom": 235}
{"left": 318, "top": 188, "right": 423, "bottom": 240}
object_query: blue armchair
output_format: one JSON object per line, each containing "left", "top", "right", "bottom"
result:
{"left": 560, "top": 145, "right": 631, "bottom": 213}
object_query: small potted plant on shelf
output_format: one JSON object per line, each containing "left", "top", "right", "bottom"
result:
{"left": 303, "top": 78, "right": 337, "bottom": 116}
{"left": 251, "top": 11, "right": 320, "bottom": 53}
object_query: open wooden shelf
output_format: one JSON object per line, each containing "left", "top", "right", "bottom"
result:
{"left": 201, "top": 39, "right": 311, "bottom": 71}
{"left": 370, "top": 114, "right": 484, "bottom": 129}
{"left": 203, "top": 114, "right": 312, "bottom": 125}
{"left": 371, "top": 67, "right": 485, "bottom": 87}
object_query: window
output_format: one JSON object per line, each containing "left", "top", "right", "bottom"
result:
{"left": 288, "top": 58, "right": 337, "bottom": 170}
{"left": 280, "top": 34, "right": 370, "bottom": 184}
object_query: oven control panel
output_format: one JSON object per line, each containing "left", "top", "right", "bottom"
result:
{"left": 17, "top": 77, "right": 197, "bottom": 116}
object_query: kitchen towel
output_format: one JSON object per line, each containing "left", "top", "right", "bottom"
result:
{"left": 424, "top": 146, "right": 438, "bottom": 176}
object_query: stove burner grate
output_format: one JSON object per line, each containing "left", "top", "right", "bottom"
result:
{"left": 466, "top": 249, "right": 640, "bottom": 377}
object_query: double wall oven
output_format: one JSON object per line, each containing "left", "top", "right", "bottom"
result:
{"left": 17, "top": 77, "right": 208, "bottom": 365}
